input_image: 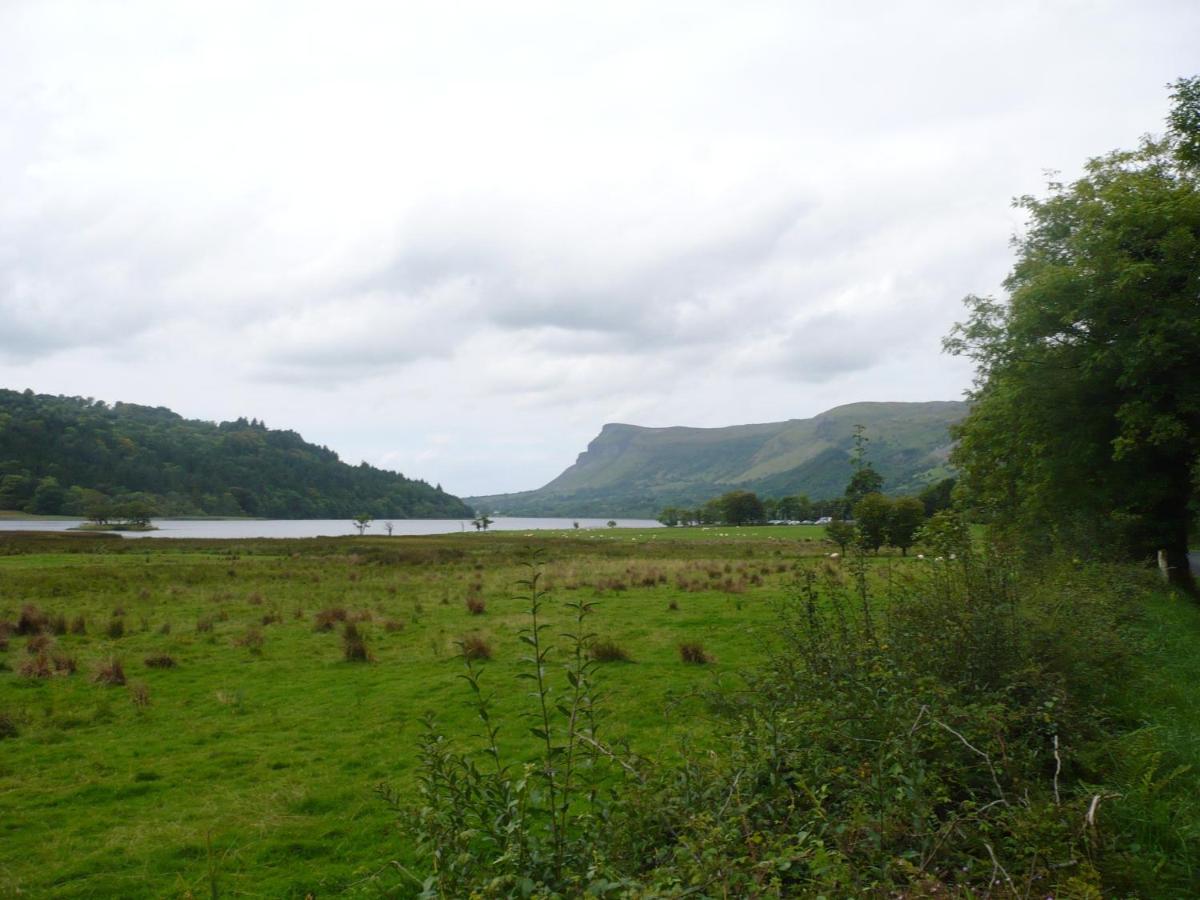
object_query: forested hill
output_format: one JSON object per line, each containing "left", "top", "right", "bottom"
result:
{"left": 0, "top": 389, "right": 473, "bottom": 519}
{"left": 467, "top": 401, "right": 968, "bottom": 517}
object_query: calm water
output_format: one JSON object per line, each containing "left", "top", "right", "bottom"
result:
{"left": 0, "top": 517, "right": 662, "bottom": 540}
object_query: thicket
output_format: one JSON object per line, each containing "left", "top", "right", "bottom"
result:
{"left": 390, "top": 547, "right": 1192, "bottom": 896}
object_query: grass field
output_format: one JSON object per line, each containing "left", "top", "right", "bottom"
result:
{"left": 3, "top": 529, "right": 1198, "bottom": 896}
{"left": 0, "top": 529, "right": 843, "bottom": 897}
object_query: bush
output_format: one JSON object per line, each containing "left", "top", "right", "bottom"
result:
{"left": 144, "top": 653, "right": 177, "bottom": 669}
{"left": 0, "top": 711, "right": 17, "bottom": 739}
{"left": 92, "top": 657, "right": 126, "bottom": 686}
{"left": 678, "top": 642, "right": 711, "bottom": 664}
{"left": 590, "top": 639, "right": 631, "bottom": 662}
{"left": 394, "top": 548, "right": 1153, "bottom": 897}
{"left": 106, "top": 617, "right": 126, "bottom": 639}
{"left": 128, "top": 681, "right": 151, "bottom": 708}
{"left": 69, "top": 615, "right": 87, "bottom": 635}
{"left": 465, "top": 596, "right": 486, "bottom": 615}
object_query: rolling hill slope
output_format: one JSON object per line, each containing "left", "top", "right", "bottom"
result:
{"left": 0, "top": 388, "right": 473, "bottom": 519}
{"left": 468, "top": 401, "right": 967, "bottom": 517}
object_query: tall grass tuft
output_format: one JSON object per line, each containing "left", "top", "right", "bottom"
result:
{"left": 678, "top": 641, "right": 712, "bottom": 664}
{"left": 16, "top": 604, "right": 48, "bottom": 635}
{"left": 92, "top": 657, "right": 126, "bottom": 686}
{"left": 459, "top": 633, "right": 492, "bottom": 660}
{"left": 342, "top": 622, "right": 372, "bottom": 662}
{"left": 590, "top": 639, "right": 632, "bottom": 662}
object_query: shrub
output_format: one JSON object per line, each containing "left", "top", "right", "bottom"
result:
{"left": 589, "top": 639, "right": 631, "bottom": 663}
{"left": 49, "top": 613, "right": 67, "bottom": 635}
{"left": 466, "top": 596, "right": 486, "bottom": 615}
{"left": 50, "top": 651, "right": 77, "bottom": 675}
{"left": 92, "top": 657, "right": 126, "bottom": 686}
{"left": 667, "top": 599, "right": 679, "bottom": 611}
{"left": 0, "top": 711, "right": 17, "bottom": 739}
{"left": 69, "top": 615, "right": 87, "bottom": 635}
{"left": 459, "top": 634, "right": 492, "bottom": 660}
{"left": 106, "top": 617, "right": 126, "bottom": 639}
{"left": 342, "top": 623, "right": 372, "bottom": 662}
{"left": 260, "top": 612, "right": 281, "bottom": 626}
{"left": 144, "top": 653, "right": 177, "bottom": 669}
{"left": 16, "top": 604, "right": 48, "bottom": 635}
{"left": 129, "top": 681, "right": 151, "bottom": 708}
{"left": 679, "top": 642, "right": 712, "bottom": 664}
{"left": 313, "top": 607, "right": 347, "bottom": 632}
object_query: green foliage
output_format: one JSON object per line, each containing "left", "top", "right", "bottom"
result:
{"left": 887, "top": 496, "right": 926, "bottom": 555}
{"left": 825, "top": 518, "right": 856, "bottom": 553}
{"left": 392, "top": 552, "right": 632, "bottom": 896}
{"left": 395, "top": 537, "right": 1189, "bottom": 896}
{"left": 0, "top": 388, "right": 473, "bottom": 519}
{"left": 917, "top": 476, "right": 955, "bottom": 516}
{"left": 852, "top": 492, "right": 892, "bottom": 552}
{"left": 946, "top": 78, "right": 1200, "bottom": 587}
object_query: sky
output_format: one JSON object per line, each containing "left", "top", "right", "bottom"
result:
{"left": 2, "top": 1, "right": 1197, "bottom": 497}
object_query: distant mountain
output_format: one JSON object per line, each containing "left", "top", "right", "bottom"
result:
{"left": 467, "top": 401, "right": 968, "bottom": 518}
{"left": 0, "top": 388, "right": 473, "bottom": 519}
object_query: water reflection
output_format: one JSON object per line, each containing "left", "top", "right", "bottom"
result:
{"left": 0, "top": 517, "right": 662, "bottom": 539}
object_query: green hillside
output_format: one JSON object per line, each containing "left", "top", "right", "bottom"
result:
{"left": 0, "top": 389, "right": 473, "bottom": 519}
{"left": 468, "top": 401, "right": 967, "bottom": 517}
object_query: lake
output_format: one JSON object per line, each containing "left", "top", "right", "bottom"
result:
{"left": 0, "top": 517, "right": 663, "bottom": 539}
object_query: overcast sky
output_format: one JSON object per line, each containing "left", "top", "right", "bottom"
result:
{"left": 1, "top": 1, "right": 1196, "bottom": 496}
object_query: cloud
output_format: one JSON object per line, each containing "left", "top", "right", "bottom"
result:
{"left": 1, "top": 1, "right": 1197, "bottom": 494}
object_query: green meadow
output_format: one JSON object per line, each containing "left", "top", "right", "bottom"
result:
{"left": 4, "top": 529, "right": 1199, "bottom": 897}
{"left": 0, "top": 528, "right": 837, "bottom": 897}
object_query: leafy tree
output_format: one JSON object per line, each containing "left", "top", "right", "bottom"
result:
{"left": 853, "top": 492, "right": 892, "bottom": 553}
{"left": 657, "top": 507, "right": 681, "bottom": 527}
{"left": 887, "top": 497, "right": 925, "bottom": 556}
{"left": 917, "top": 477, "right": 956, "bottom": 517}
{"left": 717, "top": 490, "right": 766, "bottom": 526}
{"left": 843, "top": 425, "right": 884, "bottom": 513}
{"left": 30, "top": 476, "right": 65, "bottom": 515}
{"left": 776, "top": 493, "right": 813, "bottom": 522}
{"left": 825, "top": 518, "right": 855, "bottom": 553}
{"left": 473, "top": 514, "right": 493, "bottom": 532}
{"left": 353, "top": 514, "right": 372, "bottom": 535}
{"left": 946, "top": 76, "right": 1200, "bottom": 590}
{"left": 606, "top": 520, "right": 617, "bottom": 528}
{"left": 84, "top": 492, "right": 115, "bottom": 525}
{"left": 115, "top": 497, "right": 156, "bottom": 527}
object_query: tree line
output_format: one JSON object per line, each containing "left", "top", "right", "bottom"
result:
{"left": 0, "top": 389, "right": 473, "bottom": 520}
